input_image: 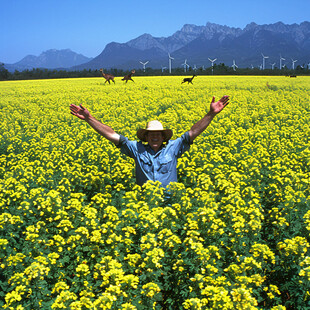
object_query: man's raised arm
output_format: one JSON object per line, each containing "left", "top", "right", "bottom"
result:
{"left": 189, "top": 95, "right": 230, "bottom": 142}
{"left": 70, "top": 104, "right": 120, "bottom": 145}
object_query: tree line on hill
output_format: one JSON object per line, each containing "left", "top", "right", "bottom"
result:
{"left": 0, "top": 63, "right": 309, "bottom": 81}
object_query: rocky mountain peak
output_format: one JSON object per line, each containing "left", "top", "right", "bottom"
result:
{"left": 179, "top": 24, "right": 205, "bottom": 34}
{"left": 127, "top": 33, "right": 165, "bottom": 50}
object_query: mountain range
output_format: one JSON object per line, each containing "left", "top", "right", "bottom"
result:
{"left": 3, "top": 21, "right": 310, "bottom": 72}
{"left": 3, "top": 49, "right": 93, "bottom": 72}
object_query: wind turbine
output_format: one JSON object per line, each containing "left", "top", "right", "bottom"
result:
{"left": 262, "top": 53, "right": 269, "bottom": 70}
{"left": 193, "top": 64, "right": 197, "bottom": 72}
{"left": 168, "top": 53, "right": 174, "bottom": 74}
{"left": 280, "top": 55, "right": 285, "bottom": 70}
{"left": 232, "top": 60, "right": 238, "bottom": 71}
{"left": 139, "top": 61, "right": 149, "bottom": 72}
{"left": 291, "top": 58, "right": 297, "bottom": 70}
{"left": 271, "top": 63, "right": 276, "bottom": 70}
{"left": 182, "top": 59, "right": 189, "bottom": 72}
{"left": 208, "top": 58, "right": 217, "bottom": 74}
{"left": 161, "top": 66, "right": 167, "bottom": 73}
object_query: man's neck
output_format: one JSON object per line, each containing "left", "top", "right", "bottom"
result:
{"left": 148, "top": 144, "right": 163, "bottom": 154}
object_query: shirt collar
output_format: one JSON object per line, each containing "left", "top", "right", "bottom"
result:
{"left": 146, "top": 144, "right": 163, "bottom": 156}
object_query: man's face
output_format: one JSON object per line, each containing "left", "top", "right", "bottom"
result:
{"left": 147, "top": 131, "right": 164, "bottom": 152}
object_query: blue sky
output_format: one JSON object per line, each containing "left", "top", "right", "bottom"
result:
{"left": 1, "top": 0, "right": 309, "bottom": 64}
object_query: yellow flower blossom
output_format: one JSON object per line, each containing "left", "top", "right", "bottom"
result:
{"left": 141, "top": 282, "right": 160, "bottom": 298}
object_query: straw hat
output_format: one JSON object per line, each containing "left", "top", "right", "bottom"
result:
{"left": 137, "top": 120, "right": 173, "bottom": 142}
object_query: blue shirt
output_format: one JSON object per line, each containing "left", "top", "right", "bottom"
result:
{"left": 117, "top": 132, "right": 192, "bottom": 187}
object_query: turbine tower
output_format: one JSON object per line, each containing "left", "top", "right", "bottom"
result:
{"left": 208, "top": 58, "right": 217, "bottom": 74}
{"left": 271, "top": 63, "right": 276, "bottom": 70}
{"left": 139, "top": 61, "right": 149, "bottom": 72}
{"left": 291, "top": 58, "right": 297, "bottom": 70}
{"left": 168, "top": 53, "right": 174, "bottom": 74}
{"left": 262, "top": 53, "right": 269, "bottom": 70}
{"left": 182, "top": 59, "right": 189, "bottom": 72}
{"left": 232, "top": 60, "right": 238, "bottom": 71}
{"left": 280, "top": 55, "right": 285, "bottom": 70}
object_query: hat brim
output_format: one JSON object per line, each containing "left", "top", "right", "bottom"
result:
{"left": 137, "top": 128, "right": 173, "bottom": 142}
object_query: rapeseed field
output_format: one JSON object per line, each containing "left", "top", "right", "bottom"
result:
{"left": 0, "top": 76, "right": 309, "bottom": 309}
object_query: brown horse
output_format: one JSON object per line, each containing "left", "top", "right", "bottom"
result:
{"left": 99, "top": 68, "right": 115, "bottom": 84}
{"left": 122, "top": 70, "right": 135, "bottom": 83}
{"left": 181, "top": 75, "right": 197, "bottom": 84}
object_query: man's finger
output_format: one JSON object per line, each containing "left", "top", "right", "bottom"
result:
{"left": 220, "top": 95, "right": 229, "bottom": 101}
{"left": 222, "top": 96, "right": 229, "bottom": 103}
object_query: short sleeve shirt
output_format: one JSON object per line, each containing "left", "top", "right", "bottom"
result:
{"left": 116, "top": 132, "right": 192, "bottom": 187}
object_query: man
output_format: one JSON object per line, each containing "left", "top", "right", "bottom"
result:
{"left": 69, "top": 95, "right": 229, "bottom": 187}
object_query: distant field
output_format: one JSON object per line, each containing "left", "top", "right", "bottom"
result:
{"left": 0, "top": 76, "right": 309, "bottom": 309}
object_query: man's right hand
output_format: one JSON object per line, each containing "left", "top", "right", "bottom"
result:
{"left": 70, "top": 104, "right": 90, "bottom": 120}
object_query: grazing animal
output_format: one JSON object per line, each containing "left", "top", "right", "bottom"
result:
{"left": 181, "top": 75, "right": 197, "bottom": 84}
{"left": 122, "top": 70, "right": 135, "bottom": 83}
{"left": 99, "top": 69, "right": 115, "bottom": 84}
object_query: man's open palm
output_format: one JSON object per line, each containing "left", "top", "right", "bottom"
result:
{"left": 70, "top": 104, "right": 90, "bottom": 120}
{"left": 210, "top": 95, "right": 230, "bottom": 114}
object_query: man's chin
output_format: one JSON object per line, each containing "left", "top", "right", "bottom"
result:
{"left": 149, "top": 143, "right": 161, "bottom": 151}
